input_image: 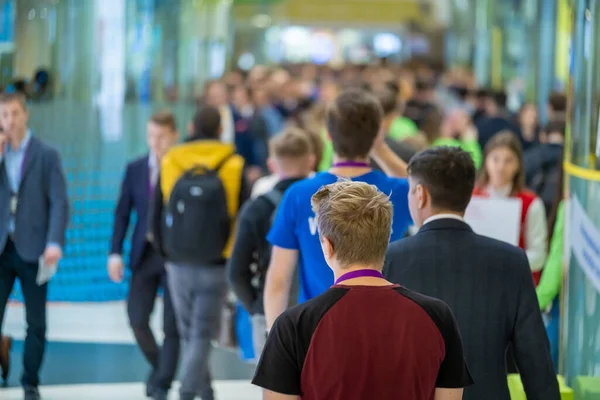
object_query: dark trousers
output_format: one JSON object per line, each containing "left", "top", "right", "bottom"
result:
{"left": 128, "top": 246, "right": 180, "bottom": 391}
{"left": 0, "top": 239, "right": 47, "bottom": 388}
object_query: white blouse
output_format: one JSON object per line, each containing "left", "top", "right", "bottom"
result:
{"left": 487, "top": 185, "right": 548, "bottom": 272}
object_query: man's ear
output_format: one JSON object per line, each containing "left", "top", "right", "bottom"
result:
{"left": 416, "top": 184, "right": 427, "bottom": 209}
{"left": 267, "top": 157, "right": 277, "bottom": 175}
{"left": 321, "top": 236, "right": 334, "bottom": 260}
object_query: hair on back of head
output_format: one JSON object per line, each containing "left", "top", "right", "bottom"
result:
{"left": 269, "top": 127, "right": 314, "bottom": 160}
{"left": 325, "top": 88, "right": 383, "bottom": 160}
{"left": 150, "top": 110, "right": 177, "bottom": 131}
{"left": 374, "top": 87, "right": 399, "bottom": 116}
{"left": 549, "top": 92, "right": 567, "bottom": 113}
{"left": 408, "top": 146, "right": 476, "bottom": 213}
{"left": 311, "top": 181, "right": 392, "bottom": 267}
{"left": 192, "top": 106, "right": 221, "bottom": 139}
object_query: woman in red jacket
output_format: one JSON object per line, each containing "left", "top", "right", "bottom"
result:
{"left": 473, "top": 131, "right": 548, "bottom": 285}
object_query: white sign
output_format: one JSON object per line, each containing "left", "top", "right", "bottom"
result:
{"left": 569, "top": 195, "right": 600, "bottom": 292}
{"left": 464, "top": 197, "right": 522, "bottom": 246}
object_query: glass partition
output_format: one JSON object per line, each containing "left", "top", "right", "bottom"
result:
{"left": 562, "top": 0, "right": 600, "bottom": 383}
{"left": 0, "top": 0, "right": 231, "bottom": 301}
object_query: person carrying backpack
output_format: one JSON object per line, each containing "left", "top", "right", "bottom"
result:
{"left": 149, "top": 105, "right": 248, "bottom": 400}
{"left": 227, "top": 127, "right": 315, "bottom": 359}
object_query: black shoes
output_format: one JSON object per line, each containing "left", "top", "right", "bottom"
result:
{"left": 24, "top": 386, "right": 41, "bottom": 400}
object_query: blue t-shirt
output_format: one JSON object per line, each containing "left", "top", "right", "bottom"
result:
{"left": 267, "top": 171, "right": 412, "bottom": 303}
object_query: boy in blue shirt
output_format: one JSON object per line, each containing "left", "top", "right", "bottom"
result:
{"left": 265, "top": 88, "right": 413, "bottom": 329}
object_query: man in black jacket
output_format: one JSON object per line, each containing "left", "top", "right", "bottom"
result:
{"left": 227, "top": 127, "right": 315, "bottom": 358}
{"left": 384, "top": 147, "right": 560, "bottom": 400}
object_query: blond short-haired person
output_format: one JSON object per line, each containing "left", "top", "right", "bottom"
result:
{"left": 253, "top": 181, "right": 472, "bottom": 400}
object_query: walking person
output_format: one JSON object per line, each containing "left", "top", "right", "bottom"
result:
{"left": 254, "top": 181, "right": 473, "bottom": 400}
{"left": 108, "top": 111, "right": 180, "bottom": 400}
{"left": 150, "top": 106, "right": 248, "bottom": 400}
{"left": 0, "top": 92, "right": 69, "bottom": 400}
{"left": 228, "top": 127, "right": 315, "bottom": 358}
{"left": 264, "top": 88, "right": 413, "bottom": 330}
{"left": 384, "top": 147, "right": 559, "bottom": 400}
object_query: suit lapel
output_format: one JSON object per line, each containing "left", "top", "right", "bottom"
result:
{"left": 19, "top": 137, "right": 39, "bottom": 190}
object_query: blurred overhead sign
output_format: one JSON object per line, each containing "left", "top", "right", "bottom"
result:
{"left": 234, "top": 0, "right": 432, "bottom": 27}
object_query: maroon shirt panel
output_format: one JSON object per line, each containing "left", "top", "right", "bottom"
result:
{"left": 300, "top": 285, "right": 445, "bottom": 400}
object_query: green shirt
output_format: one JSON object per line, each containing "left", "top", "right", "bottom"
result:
{"left": 389, "top": 117, "right": 418, "bottom": 141}
{"left": 537, "top": 201, "right": 564, "bottom": 310}
{"left": 319, "top": 130, "right": 334, "bottom": 172}
{"left": 432, "top": 137, "right": 483, "bottom": 169}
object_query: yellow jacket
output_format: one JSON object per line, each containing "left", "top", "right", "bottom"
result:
{"left": 159, "top": 140, "right": 244, "bottom": 258}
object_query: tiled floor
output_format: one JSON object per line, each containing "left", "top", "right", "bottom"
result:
{"left": 0, "top": 381, "right": 262, "bottom": 400}
{"left": 0, "top": 302, "right": 259, "bottom": 398}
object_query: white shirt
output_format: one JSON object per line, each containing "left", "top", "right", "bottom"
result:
{"left": 423, "top": 213, "right": 465, "bottom": 226}
{"left": 220, "top": 106, "right": 235, "bottom": 145}
{"left": 486, "top": 185, "right": 548, "bottom": 272}
{"left": 148, "top": 153, "right": 159, "bottom": 188}
{"left": 251, "top": 174, "right": 280, "bottom": 198}
{"left": 251, "top": 172, "right": 316, "bottom": 199}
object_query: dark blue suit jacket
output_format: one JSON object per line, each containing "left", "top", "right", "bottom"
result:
{"left": 0, "top": 137, "right": 69, "bottom": 262}
{"left": 110, "top": 155, "right": 152, "bottom": 269}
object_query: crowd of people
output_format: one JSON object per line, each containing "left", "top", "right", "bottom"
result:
{"left": 0, "top": 62, "right": 568, "bottom": 400}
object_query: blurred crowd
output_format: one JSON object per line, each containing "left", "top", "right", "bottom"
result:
{"left": 199, "top": 63, "right": 566, "bottom": 219}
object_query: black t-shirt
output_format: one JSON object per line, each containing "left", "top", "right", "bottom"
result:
{"left": 253, "top": 284, "right": 473, "bottom": 400}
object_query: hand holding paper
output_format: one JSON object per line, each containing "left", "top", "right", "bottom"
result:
{"left": 44, "top": 245, "right": 62, "bottom": 266}
{"left": 37, "top": 245, "right": 61, "bottom": 286}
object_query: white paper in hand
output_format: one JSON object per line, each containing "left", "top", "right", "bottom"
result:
{"left": 37, "top": 256, "right": 58, "bottom": 286}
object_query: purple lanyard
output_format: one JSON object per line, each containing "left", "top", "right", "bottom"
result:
{"left": 334, "top": 269, "right": 385, "bottom": 285}
{"left": 331, "top": 161, "right": 370, "bottom": 168}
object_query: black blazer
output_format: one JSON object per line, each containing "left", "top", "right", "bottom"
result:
{"left": 384, "top": 218, "right": 559, "bottom": 400}
{"left": 110, "top": 155, "right": 152, "bottom": 269}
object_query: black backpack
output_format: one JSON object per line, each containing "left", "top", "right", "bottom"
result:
{"left": 162, "top": 154, "right": 234, "bottom": 264}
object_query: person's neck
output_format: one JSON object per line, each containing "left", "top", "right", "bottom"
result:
{"left": 422, "top": 209, "right": 465, "bottom": 226}
{"left": 10, "top": 130, "right": 27, "bottom": 149}
{"left": 547, "top": 135, "right": 564, "bottom": 145}
{"left": 329, "top": 155, "right": 371, "bottom": 177}
{"left": 488, "top": 182, "right": 513, "bottom": 196}
{"left": 278, "top": 170, "right": 309, "bottom": 180}
{"left": 333, "top": 263, "right": 389, "bottom": 286}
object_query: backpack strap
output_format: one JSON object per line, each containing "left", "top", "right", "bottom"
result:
{"left": 214, "top": 152, "right": 236, "bottom": 172}
{"left": 263, "top": 189, "right": 284, "bottom": 209}
{"left": 183, "top": 152, "right": 236, "bottom": 177}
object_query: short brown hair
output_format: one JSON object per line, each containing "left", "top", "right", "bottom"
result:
{"left": 325, "top": 89, "right": 383, "bottom": 159}
{"left": 549, "top": 92, "right": 567, "bottom": 113}
{"left": 269, "top": 127, "right": 313, "bottom": 160}
{"left": 0, "top": 92, "right": 27, "bottom": 111}
{"left": 150, "top": 110, "right": 177, "bottom": 131}
{"left": 374, "top": 87, "right": 398, "bottom": 116}
{"left": 477, "top": 131, "right": 525, "bottom": 194}
{"left": 311, "top": 181, "right": 392, "bottom": 268}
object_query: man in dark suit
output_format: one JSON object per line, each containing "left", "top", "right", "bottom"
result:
{"left": 0, "top": 92, "right": 69, "bottom": 400}
{"left": 384, "top": 147, "right": 560, "bottom": 400}
{"left": 108, "top": 111, "right": 180, "bottom": 400}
